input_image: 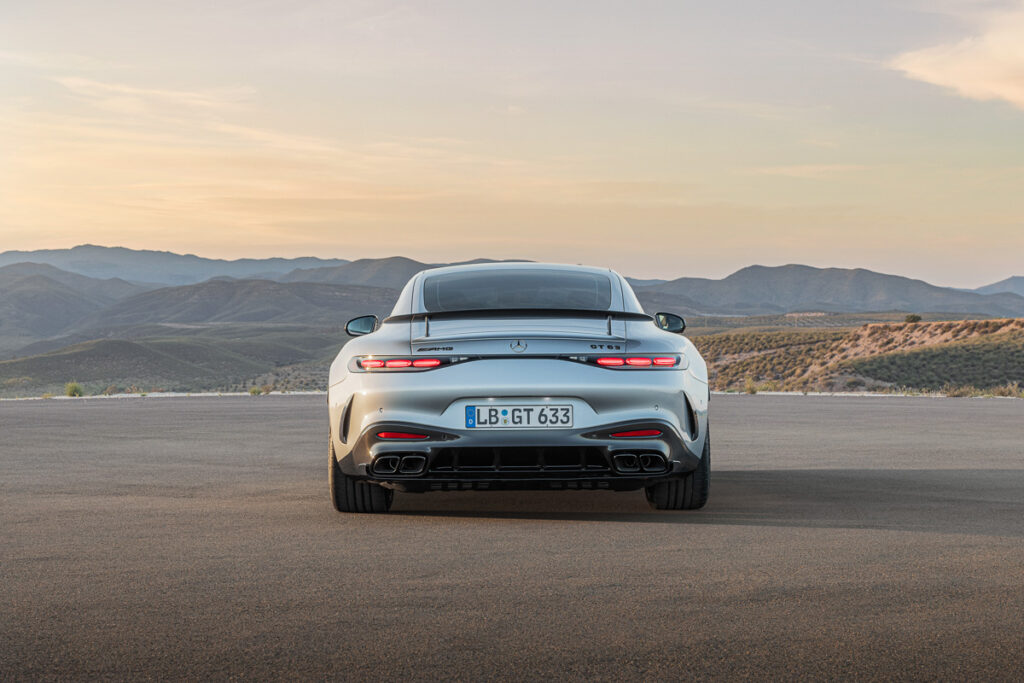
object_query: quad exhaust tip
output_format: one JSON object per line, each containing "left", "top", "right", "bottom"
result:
{"left": 612, "top": 454, "right": 639, "bottom": 473}
{"left": 372, "top": 454, "right": 426, "bottom": 475}
{"left": 613, "top": 453, "right": 667, "bottom": 474}
{"left": 398, "top": 454, "right": 426, "bottom": 474}
{"left": 372, "top": 455, "right": 401, "bottom": 474}
{"left": 639, "top": 454, "right": 667, "bottom": 472}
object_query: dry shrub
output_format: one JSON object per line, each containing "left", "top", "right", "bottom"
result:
{"left": 990, "top": 382, "right": 1024, "bottom": 398}
{"left": 941, "top": 384, "right": 984, "bottom": 398}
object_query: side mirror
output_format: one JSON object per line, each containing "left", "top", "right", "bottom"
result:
{"left": 655, "top": 312, "right": 686, "bottom": 334}
{"left": 345, "top": 314, "right": 378, "bottom": 337}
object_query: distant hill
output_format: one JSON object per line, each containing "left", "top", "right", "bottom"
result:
{"left": 695, "top": 318, "right": 1024, "bottom": 393}
{"left": 279, "top": 256, "right": 435, "bottom": 289}
{"left": 0, "top": 262, "right": 150, "bottom": 301}
{"left": 0, "top": 275, "right": 102, "bottom": 340}
{"left": 625, "top": 277, "right": 667, "bottom": 288}
{"left": 0, "top": 324, "right": 357, "bottom": 396}
{"left": 975, "top": 276, "right": 1024, "bottom": 297}
{"left": 0, "top": 338, "right": 266, "bottom": 392}
{"left": 647, "top": 265, "right": 1024, "bottom": 317}
{"left": 0, "top": 264, "right": 154, "bottom": 352}
{"left": 70, "top": 279, "right": 400, "bottom": 330}
{"left": 0, "top": 245, "right": 348, "bottom": 285}
{"left": 633, "top": 289, "right": 707, "bottom": 317}
{"left": 278, "top": 256, "right": 527, "bottom": 289}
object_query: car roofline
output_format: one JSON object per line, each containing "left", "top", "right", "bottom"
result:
{"left": 414, "top": 261, "right": 615, "bottom": 278}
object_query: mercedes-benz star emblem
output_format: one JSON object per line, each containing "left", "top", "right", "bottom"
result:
{"left": 510, "top": 340, "right": 527, "bottom": 353}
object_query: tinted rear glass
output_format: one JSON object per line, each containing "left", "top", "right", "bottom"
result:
{"left": 422, "top": 269, "right": 613, "bottom": 312}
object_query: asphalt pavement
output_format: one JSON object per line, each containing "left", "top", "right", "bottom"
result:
{"left": 3, "top": 394, "right": 1024, "bottom": 680}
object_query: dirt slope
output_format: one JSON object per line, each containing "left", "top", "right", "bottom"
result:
{"left": 697, "top": 318, "right": 1024, "bottom": 392}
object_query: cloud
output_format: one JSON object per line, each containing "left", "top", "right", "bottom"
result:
{"left": 892, "top": 4, "right": 1024, "bottom": 111}
{"left": 52, "top": 77, "right": 254, "bottom": 111}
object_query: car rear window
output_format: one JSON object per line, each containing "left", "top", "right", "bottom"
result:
{"left": 421, "top": 269, "right": 613, "bottom": 312}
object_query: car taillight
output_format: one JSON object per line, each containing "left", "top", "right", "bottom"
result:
{"left": 355, "top": 356, "right": 450, "bottom": 371}
{"left": 588, "top": 356, "right": 679, "bottom": 369}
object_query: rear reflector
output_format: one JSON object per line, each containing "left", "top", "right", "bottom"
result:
{"left": 596, "top": 357, "right": 625, "bottom": 366}
{"left": 377, "top": 431, "right": 428, "bottom": 440}
{"left": 412, "top": 358, "right": 441, "bottom": 367}
{"left": 610, "top": 429, "right": 662, "bottom": 438}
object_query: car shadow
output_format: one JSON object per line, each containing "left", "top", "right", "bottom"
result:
{"left": 390, "top": 468, "right": 1024, "bottom": 538}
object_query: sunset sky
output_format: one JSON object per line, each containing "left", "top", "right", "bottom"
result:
{"left": 2, "top": 0, "right": 1023, "bottom": 286}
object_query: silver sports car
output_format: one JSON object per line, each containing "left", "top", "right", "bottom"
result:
{"left": 327, "top": 262, "right": 710, "bottom": 513}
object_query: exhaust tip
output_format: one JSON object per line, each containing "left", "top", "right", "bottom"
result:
{"left": 612, "top": 453, "right": 640, "bottom": 473}
{"left": 639, "top": 454, "right": 667, "bottom": 472}
{"left": 399, "top": 454, "right": 427, "bottom": 474}
{"left": 372, "top": 455, "right": 401, "bottom": 474}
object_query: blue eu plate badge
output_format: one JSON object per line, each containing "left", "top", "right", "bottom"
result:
{"left": 465, "top": 406, "right": 476, "bottom": 428}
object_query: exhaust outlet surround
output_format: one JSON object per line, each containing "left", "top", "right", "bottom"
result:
{"left": 372, "top": 455, "right": 401, "bottom": 474}
{"left": 612, "top": 453, "right": 640, "bottom": 473}
{"left": 372, "top": 454, "right": 427, "bottom": 475}
{"left": 398, "top": 454, "right": 427, "bottom": 474}
{"left": 639, "top": 454, "right": 667, "bottom": 472}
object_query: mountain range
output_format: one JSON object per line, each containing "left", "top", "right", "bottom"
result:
{"left": 0, "top": 262, "right": 153, "bottom": 350}
{"left": 2, "top": 247, "right": 1023, "bottom": 350}
{"left": 638, "top": 265, "right": 1024, "bottom": 317}
{"left": 1, "top": 245, "right": 1021, "bottom": 396}
{"left": 0, "top": 244, "right": 347, "bottom": 285}
{"left": 4, "top": 244, "right": 1019, "bottom": 296}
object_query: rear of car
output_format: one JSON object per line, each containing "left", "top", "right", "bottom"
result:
{"left": 327, "top": 263, "right": 710, "bottom": 513}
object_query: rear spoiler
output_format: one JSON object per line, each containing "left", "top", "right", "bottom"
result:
{"left": 386, "top": 308, "right": 652, "bottom": 339}
{"left": 384, "top": 308, "right": 653, "bottom": 324}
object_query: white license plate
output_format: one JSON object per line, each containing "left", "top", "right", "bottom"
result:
{"left": 466, "top": 405, "right": 573, "bottom": 429}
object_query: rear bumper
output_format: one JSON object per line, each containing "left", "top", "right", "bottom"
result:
{"left": 336, "top": 418, "right": 702, "bottom": 492}
{"left": 328, "top": 358, "right": 710, "bottom": 468}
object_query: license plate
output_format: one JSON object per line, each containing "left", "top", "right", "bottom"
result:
{"left": 466, "top": 405, "right": 573, "bottom": 429}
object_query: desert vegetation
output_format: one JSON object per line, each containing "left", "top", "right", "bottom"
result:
{"left": 696, "top": 318, "right": 1024, "bottom": 395}
{"left": 843, "top": 331, "right": 1024, "bottom": 390}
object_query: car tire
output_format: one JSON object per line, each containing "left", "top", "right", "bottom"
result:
{"left": 329, "top": 435, "right": 393, "bottom": 513}
{"left": 645, "top": 427, "right": 710, "bottom": 510}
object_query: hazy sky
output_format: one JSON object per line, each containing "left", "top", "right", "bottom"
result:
{"left": 2, "top": 0, "right": 1023, "bottom": 286}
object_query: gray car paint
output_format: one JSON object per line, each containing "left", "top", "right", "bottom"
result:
{"left": 327, "top": 263, "right": 709, "bottom": 481}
